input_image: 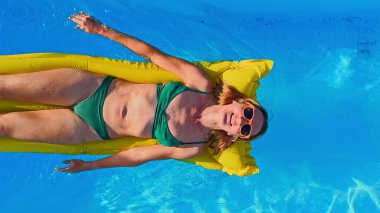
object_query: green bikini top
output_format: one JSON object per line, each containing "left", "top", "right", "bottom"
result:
{"left": 152, "top": 82, "right": 212, "bottom": 147}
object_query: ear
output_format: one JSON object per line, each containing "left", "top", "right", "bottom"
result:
{"left": 227, "top": 132, "right": 236, "bottom": 137}
{"left": 227, "top": 131, "right": 239, "bottom": 139}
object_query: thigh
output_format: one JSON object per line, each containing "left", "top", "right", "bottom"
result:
{"left": 0, "top": 68, "right": 106, "bottom": 106}
{"left": 1, "top": 109, "right": 102, "bottom": 144}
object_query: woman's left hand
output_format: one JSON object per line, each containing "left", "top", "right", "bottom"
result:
{"left": 69, "top": 11, "right": 106, "bottom": 34}
{"left": 55, "top": 159, "right": 89, "bottom": 173}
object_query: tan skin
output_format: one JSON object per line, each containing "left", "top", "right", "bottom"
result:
{"left": 0, "top": 12, "right": 265, "bottom": 173}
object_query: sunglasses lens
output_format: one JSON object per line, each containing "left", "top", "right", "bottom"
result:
{"left": 243, "top": 107, "right": 254, "bottom": 120}
{"left": 241, "top": 124, "right": 251, "bottom": 136}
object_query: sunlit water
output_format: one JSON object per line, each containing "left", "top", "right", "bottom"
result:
{"left": 0, "top": 0, "right": 379, "bottom": 212}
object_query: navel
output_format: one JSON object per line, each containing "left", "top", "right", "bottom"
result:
{"left": 122, "top": 106, "right": 127, "bottom": 118}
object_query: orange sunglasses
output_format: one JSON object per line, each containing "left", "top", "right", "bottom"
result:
{"left": 239, "top": 106, "right": 254, "bottom": 139}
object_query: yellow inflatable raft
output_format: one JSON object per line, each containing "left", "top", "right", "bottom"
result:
{"left": 0, "top": 53, "right": 273, "bottom": 176}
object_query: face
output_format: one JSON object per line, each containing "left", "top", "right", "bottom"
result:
{"left": 218, "top": 101, "right": 264, "bottom": 139}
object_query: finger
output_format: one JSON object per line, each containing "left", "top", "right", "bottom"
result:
{"left": 63, "top": 160, "right": 75, "bottom": 164}
{"left": 55, "top": 167, "right": 68, "bottom": 172}
{"left": 70, "top": 13, "right": 86, "bottom": 20}
{"left": 70, "top": 18, "right": 82, "bottom": 25}
{"left": 79, "top": 11, "right": 90, "bottom": 16}
{"left": 75, "top": 26, "right": 88, "bottom": 33}
{"left": 71, "top": 16, "right": 85, "bottom": 24}
{"left": 77, "top": 13, "right": 87, "bottom": 18}
{"left": 56, "top": 165, "right": 75, "bottom": 173}
{"left": 78, "top": 13, "right": 88, "bottom": 18}
{"left": 77, "top": 12, "right": 92, "bottom": 19}
{"left": 74, "top": 25, "right": 85, "bottom": 30}
{"left": 75, "top": 15, "right": 87, "bottom": 22}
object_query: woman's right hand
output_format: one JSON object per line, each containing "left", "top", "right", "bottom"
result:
{"left": 55, "top": 159, "right": 90, "bottom": 173}
{"left": 69, "top": 11, "right": 107, "bottom": 34}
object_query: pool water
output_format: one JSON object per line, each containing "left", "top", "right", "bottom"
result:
{"left": 1, "top": 0, "right": 379, "bottom": 212}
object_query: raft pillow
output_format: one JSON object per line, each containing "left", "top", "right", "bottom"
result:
{"left": 209, "top": 59, "right": 272, "bottom": 176}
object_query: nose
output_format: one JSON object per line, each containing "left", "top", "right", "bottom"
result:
{"left": 241, "top": 116, "right": 250, "bottom": 125}
{"left": 235, "top": 114, "right": 249, "bottom": 126}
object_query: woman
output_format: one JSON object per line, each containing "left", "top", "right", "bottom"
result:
{"left": 0, "top": 12, "right": 268, "bottom": 173}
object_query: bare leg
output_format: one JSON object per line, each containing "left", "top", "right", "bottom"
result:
{"left": 0, "top": 68, "right": 105, "bottom": 106}
{"left": 0, "top": 109, "right": 102, "bottom": 144}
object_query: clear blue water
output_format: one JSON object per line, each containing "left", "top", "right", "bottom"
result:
{"left": 1, "top": 0, "right": 379, "bottom": 212}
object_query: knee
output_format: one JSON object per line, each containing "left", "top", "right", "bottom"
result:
{"left": 0, "top": 79, "right": 4, "bottom": 98}
{"left": 0, "top": 114, "right": 9, "bottom": 137}
{"left": 0, "top": 77, "right": 9, "bottom": 99}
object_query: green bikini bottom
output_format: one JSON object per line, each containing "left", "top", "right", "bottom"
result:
{"left": 72, "top": 76, "right": 115, "bottom": 140}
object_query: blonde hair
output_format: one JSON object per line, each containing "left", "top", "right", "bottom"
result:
{"left": 209, "top": 81, "right": 268, "bottom": 155}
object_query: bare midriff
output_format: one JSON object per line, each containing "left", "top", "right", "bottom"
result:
{"left": 102, "top": 79, "right": 158, "bottom": 139}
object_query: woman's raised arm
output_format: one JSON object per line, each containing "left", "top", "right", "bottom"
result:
{"left": 70, "top": 12, "right": 212, "bottom": 92}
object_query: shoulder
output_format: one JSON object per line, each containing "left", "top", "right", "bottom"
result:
{"left": 130, "top": 144, "right": 205, "bottom": 161}
{"left": 155, "top": 54, "right": 212, "bottom": 92}
{"left": 165, "top": 144, "right": 206, "bottom": 159}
